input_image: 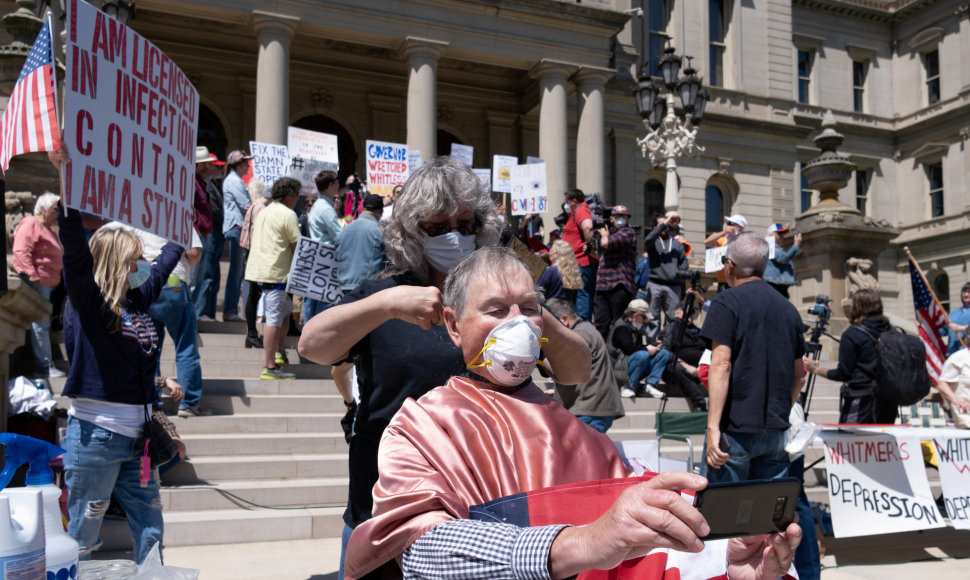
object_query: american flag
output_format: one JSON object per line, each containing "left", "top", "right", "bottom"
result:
{"left": 909, "top": 258, "right": 947, "bottom": 381}
{"left": 0, "top": 16, "right": 61, "bottom": 173}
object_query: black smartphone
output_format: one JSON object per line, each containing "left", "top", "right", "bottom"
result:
{"left": 693, "top": 477, "right": 801, "bottom": 540}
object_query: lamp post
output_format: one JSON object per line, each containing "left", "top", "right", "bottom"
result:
{"left": 634, "top": 44, "right": 708, "bottom": 212}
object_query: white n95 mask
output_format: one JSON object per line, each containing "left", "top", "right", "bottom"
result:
{"left": 467, "top": 315, "right": 547, "bottom": 387}
{"left": 423, "top": 232, "right": 476, "bottom": 273}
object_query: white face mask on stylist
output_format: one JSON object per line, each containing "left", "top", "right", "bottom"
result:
{"left": 420, "top": 209, "right": 479, "bottom": 274}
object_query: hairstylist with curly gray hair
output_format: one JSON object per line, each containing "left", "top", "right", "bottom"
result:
{"left": 299, "top": 155, "right": 592, "bottom": 579}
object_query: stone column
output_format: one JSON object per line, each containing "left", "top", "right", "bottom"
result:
{"left": 403, "top": 38, "right": 448, "bottom": 164}
{"left": 573, "top": 67, "right": 613, "bottom": 200}
{"left": 253, "top": 11, "right": 299, "bottom": 145}
{"left": 530, "top": 60, "right": 574, "bottom": 226}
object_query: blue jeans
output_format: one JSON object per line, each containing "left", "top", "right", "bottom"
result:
{"left": 63, "top": 417, "right": 163, "bottom": 564}
{"left": 627, "top": 348, "right": 671, "bottom": 390}
{"left": 29, "top": 284, "right": 54, "bottom": 376}
{"left": 223, "top": 227, "right": 244, "bottom": 316}
{"left": 303, "top": 298, "right": 332, "bottom": 325}
{"left": 788, "top": 455, "right": 820, "bottom": 580}
{"left": 575, "top": 264, "right": 596, "bottom": 321}
{"left": 193, "top": 229, "right": 224, "bottom": 318}
{"left": 339, "top": 523, "right": 353, "bottom": 580}
{"left": 149, "top": 282, "right": 203, "bottom": 409}
{"left": 577, "top": 415, "right": 614, "bottom": 433}
{"left": 703, "top": 430, "right": 791, "bottom": 483}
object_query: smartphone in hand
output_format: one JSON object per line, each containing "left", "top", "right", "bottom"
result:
{"left": 693, "top": 477, "right": 801, "bottom": 540}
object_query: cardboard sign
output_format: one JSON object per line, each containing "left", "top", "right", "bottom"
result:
{"left": 288, "top": 127, "right": 338, "bottom": 196}
{"left": 704, "top": 246, "right": 727, "bottom": 273}
{"left": 820, "top": 432, "right": 945, "bottom": 537}
{"left": 408, "top": 149, "right": 423, "bottom": 177}
{"left": 932, "top": 434, "right": 970, "bottom": 530}
{"left": 472, "top": 168, "right": 491, "bottom": 192}
{"left": 249, "top": 141, "right": 288, "bottom": 188}
{"left": 509, "top": 163, "right": 547, "bottom": 216}
{"left": 450, "top": 143, "right": 473, "bottom": 166}
{"left": 63, "top": 0, "right": 199, "bottom": 247}
{"left": 366, "top": 140, "right": 408, "bottom": 196}
{"left": 492, "top": 154, "right": 517, "bottom": 193}
{"left": 767, "top": 236, "right": 776, "bottom": 259}
{"left": 285, "top": 237, "right": 342, "bottom": 303}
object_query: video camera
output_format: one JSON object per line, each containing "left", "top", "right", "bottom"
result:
{"left": 803, "top": 294, "right": 832, "bottom": 345}
{"left": 676, "top": 269, "right": 707, "bottom": 294}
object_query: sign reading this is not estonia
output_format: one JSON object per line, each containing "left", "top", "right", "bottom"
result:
{"left": 288, "top": 127, "right": 338, "bottom": 197}
{"left": 366, "top": 140, "right": 408, "bottom": 197}
{"left": 63, "top": 0, "right": 199, "bottom": 247}
{"left": 932, "top": 435, "right": 970, "bottom": 530}
{"left": 286, "top": 237, "right": 342, "bottom": 304}
{"left": 820, "top": 432, "right": 945, "bottom": 537}
{"left": 249, "top": 141, "right": 288, "bottom": 189}
{"left": 509, "top": 163, "right": 547, "bottom": 216}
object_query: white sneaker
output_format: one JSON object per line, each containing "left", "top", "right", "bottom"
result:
{"left": 48, "top": 366, "right": 66, "bottom": 378}
{"left": 644, "top": 384, "right": 665, "bottom": 398}
{"left": 620, "top": 387, "right": 637, "bottom": 399}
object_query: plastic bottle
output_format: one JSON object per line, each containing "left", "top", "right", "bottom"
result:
{"left": 0, "top": 434, "right": 78, "bottom": 580}
{"left": 0, "top": 488, "right": 45, "bottom": 579}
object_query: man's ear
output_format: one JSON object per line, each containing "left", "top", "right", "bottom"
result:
{"left": 443, "top": 307, "right": 462, "bottom": 348}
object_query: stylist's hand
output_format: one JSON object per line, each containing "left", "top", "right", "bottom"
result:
{"left": 384, "top": 285, "right": 444, "bottom": 329}
{"left": 548, "top": 472, "right": 709, "bottom": 579}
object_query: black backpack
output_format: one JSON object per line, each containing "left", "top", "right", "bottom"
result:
{"left": 858, "top": 325, "right": 932, "bottom": 407}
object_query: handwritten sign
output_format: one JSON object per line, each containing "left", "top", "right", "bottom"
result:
{"left": 63, "top": 0, "right": 199, "bottom": 247}
{"left": 285, "top": 237, "right": 342, "bottom": 303}
{"left": 249, "top": 141, "right": 288, "bottom": 188}
{"left": 366, "top": 140, "right": 408, "bottom": 196}
{"left": 509, "top": 163, "right": 547, "bottom": 216}
{"left": 492, "top": 155, "right": 517, "bottom": 193}
{"left": 820, "top": 432, "right": 945, "bottom": 537}
{"left": 526, "top": 156, "right": 543, "bottom": 164}
{"left": 704, "top": 246, "right": 727, "bottom": 273}
{"left": 408, "top": 149, "right": 423, "bottom": 178}
{"left": 450, "top": 143, "right": 473, "bottom": 166}
{"left": 472, "top": 168, "right": 491, "bottom": 192}
{"left": 288, "top": 127, "right": 338, "bottom": 196}
{"left": 933, "top": 435, "right": 970, "bottom": 530}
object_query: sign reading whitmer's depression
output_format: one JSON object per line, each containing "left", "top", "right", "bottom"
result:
{"left": 366, "top": 140, "right": 408, "bottom": 196}
{"left": 820, "top": 432, "right": 944, "bottom": 537}
{"left": 932, "top": 434, "right": 970, "bottom": 530}
{"left": 285, "top": 237, "right": 342, "bottom": 304}
{"left": 64, "top": 0, "right": 198, "bottom": 247}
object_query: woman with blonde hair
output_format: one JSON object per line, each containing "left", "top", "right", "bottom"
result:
{"left": 538, "top": 239, "right": 582, "bottom": 305}
{"left": 57, "top": 194, "right": 183, "bottom": 563}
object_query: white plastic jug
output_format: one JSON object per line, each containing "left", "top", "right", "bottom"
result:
{"left": 0, "top": 488, "right": 45, "bottom": 579}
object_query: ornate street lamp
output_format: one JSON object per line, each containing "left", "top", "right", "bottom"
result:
{"left": 634, "top": 44, "right": 706, "bottom": 212}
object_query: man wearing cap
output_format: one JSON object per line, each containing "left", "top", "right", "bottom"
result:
{"left": 643, "top": 211, "right": 689, "bottom": 327}
{"left": 192, "top": 147, "right": 226, "bottom": 319}
{"left": 705, "top": 214, "right": 747, "bottom": 292}
{"left": 608, "top": 298, "right": 670, "bottom": 399}
{"left": 221, "top": 150, "right": 253, "bottom": 322}
{"left": 763, "top": 224, "right": 803, "bottom": 299}
{"left": 336, "top": 194, "right": 386, "bottom": 294}
{"left": 592, "top": 205, "right": 638, "bottom": 339}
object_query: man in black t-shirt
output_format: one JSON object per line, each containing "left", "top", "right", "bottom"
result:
{"left": 700, "top": 233, "right": 806, "bottom": 484}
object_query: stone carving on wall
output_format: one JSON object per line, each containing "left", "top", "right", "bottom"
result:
{"left": 846, "top": 257, "right": 878, "bottom": 297}
{"left": 5, "top": 190, "right": 35, "bottom": 248}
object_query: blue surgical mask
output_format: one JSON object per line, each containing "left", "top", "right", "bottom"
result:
{"left": 128, "top": 260, "right": 152, "bottom": 289}
{"left": 423, "top": 232, "right": 476, "bottom": 273}
{"left": 631, "top": 321, "right": 644, "bottom": 331}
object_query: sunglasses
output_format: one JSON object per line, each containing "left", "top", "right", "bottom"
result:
{"left": 420, "top": 217, "right": 481, "bottom": 238}
{"left": 721, "top": 255, "right": 734, "bottom": 266}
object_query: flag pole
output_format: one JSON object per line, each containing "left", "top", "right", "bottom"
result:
{"left": 904, "top": 246, "right": 965, "bottom": 348}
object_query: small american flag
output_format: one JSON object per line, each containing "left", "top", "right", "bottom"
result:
{"left": 0, "top": 16, "right": 61, "bottom": 173}
{"left": 909, "top": 258, "right": 947, "bottom": 381}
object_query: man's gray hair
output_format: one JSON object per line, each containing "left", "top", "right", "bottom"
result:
{"left": 33, "top": 192, "right": 59, "bottom": 215}
{"left": 444, "top": 246, "right": 532, "bottom": 319}
{"left": 725, "top": 232, "right": 768, "bottom": 278}
{"left": 546, "top": 298, "right": 577, "bottom": 322}
{"left": 383, "top": 156, "right": 502, "bottom": 284}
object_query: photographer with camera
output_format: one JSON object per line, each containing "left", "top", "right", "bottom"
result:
{"left": 804, "top": 289, "right": 897, "bottom": 424}
{"left": 562, "top": 188, "right": 597, "bottom": 321}
{"left": 592, "top": 205, "right": 638, "bottom": 339}
{"left": 643, "top": 211, "right": 689, "bottom": 328}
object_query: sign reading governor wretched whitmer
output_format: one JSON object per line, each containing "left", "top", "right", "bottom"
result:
{"left": 933, "top": 435, "right": 970, "bottom": 530}
{"left": 286, "top": 237, "right": 342, "bottom": 304}
{"left": 63, "top": 0, "right": 199, "bottom": 247}
{"left": 366, "top": 140, "right": 408, "bottom": 197}
{"left": 820, "top": 432, "right": 945, "bottom": 537}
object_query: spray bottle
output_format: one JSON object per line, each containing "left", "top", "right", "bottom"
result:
{"left": 0, "top": 434, "right": 78, "bottom": 580}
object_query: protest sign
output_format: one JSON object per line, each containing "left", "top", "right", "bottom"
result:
{"left": 288, "top": 127, "right": 338, "bottom": 196}
{"left": 408, "top": 149, "right": 422, "bottom": 177}
{"left": 472, "top": 168, "right": 491, "bottom": 192}
{"left": 249, "top": 141, "right": 288, "bottom": 188}
{"left": 366, "top": 140, "right": 408, "bottom": 196}
{"left": 509, "top": 163, "right": 547, "bottom": 216}
{"left": 450, "top": 143, "right": 473, "bottom": 166}
{"left": 492, "top": 154, "right": 517, "bottom": 193}
{"left": 63, "top": 0, "right": 199, "bottom": 247}
{"left": 526, "top": 156, "right": 543, "bottom": 164}
{"left": 820, "top": 431, "right": 945, "bottom": 537}
{"left": 932, "top": 434, "right": 970, "bottom": 530}
{"left": 704, "top": 246, "right": 727, "bottom": 273}
{"left": 285, "top": 237, "right": 342, "bottom": 303}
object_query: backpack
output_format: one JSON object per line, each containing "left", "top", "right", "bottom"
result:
{"left": 858, "top": 325, "right": 932, "bottom": 407}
